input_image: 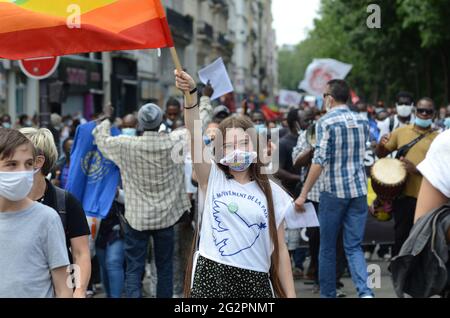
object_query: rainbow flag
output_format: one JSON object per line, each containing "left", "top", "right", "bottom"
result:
{"left": 0, "top": 0, "right": 174, "bottom": 60}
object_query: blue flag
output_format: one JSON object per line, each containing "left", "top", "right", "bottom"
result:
{"left": 66, "top": 122, "right": 121, "bottom": 219}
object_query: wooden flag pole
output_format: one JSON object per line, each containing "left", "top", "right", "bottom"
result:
{"left": 170, "top": 47, "right": 192, "bottom": 105}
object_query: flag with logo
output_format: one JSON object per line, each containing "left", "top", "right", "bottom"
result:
{"left": 0, "top": 0, "right": 173, "bottom": 60}
{"left": 66, "top": 122, "right": 121, "bottom": 219}
{"left": 299, "top": 59, "right": 353, "bottom": 97}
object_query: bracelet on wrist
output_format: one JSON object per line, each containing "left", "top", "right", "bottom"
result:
{"left": 184, "top": 103, "right": 199, "bottom": 110}
{"left": 189, "top": 87, "right": 198, "bottom": 95}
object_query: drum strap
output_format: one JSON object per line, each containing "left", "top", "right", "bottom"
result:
{"left": 395, "top": 130, "right": 434, "bottom": 159}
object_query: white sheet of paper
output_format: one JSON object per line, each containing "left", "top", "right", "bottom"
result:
{"left": 285, "top": 203, "right": 320, "bottom": 229}
{"left": 198, "top": 57, "right": 234, "bottom": 100}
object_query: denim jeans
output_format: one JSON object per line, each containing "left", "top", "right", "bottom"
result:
{"left": 124, "top": 223, "right": 174, "bottom": 298}
{"left": 319, "top": 192, "right": 374, "bottom": 298}
{"left": 97, "top": 238, "right": 125, "bottom": 298}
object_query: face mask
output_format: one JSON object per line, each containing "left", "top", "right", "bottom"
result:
{"left": 203, "top": 135, "right": 212, "bottom": 146}
{"left": 254, "top": 124, "right": 267, "bottom": 134}
{"left": 396, "top": 104, "right": 413, "bottom": 117}
{"left": 2, "top": 122, "right": 11, "bottom": 129}
{"left": 444, "top": 118, "right": 450, "bottom": 129}
{"left": 165, "top": 119, "right": 174, "bottom": 127}
{"left": 360, "top": 112, "right": 369, "bottom": 120}
{"left": 122, "top": 128, "right": 137, "bottom": 137}
{"left": 220, "top": 149, "right": 257, "bottom": 172}
{"left": 0, "top": 170, "right": 35, "bottom": 201}
{"left": 415, "top": 117, "right": 433, "bottom": 128}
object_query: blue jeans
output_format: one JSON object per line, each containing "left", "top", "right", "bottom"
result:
{"left": 97, "top": 239, "right": 125, "bottom": 298}
{"left": 319, "top": 192, "right": 374, "bottom": 298}
{"left": 124, "top": 223, "right": 174, "bottom": 298}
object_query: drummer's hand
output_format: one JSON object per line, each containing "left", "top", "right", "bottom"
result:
{"left": 294, "top": 196, "right": 307, "bottom": 213}
{"left": 380, "top": 134, "right": 390, "bottom": 146}
{"left": 400, "top": 157, "right": 418, "bottom": 175}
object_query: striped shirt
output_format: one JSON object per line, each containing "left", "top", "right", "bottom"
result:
{"left": 93, "top": 120, "right": 191, "bottom": 231}
{"left": 312, "top": 105, "right": 369, "bottom": 199}
{"left": 292, "top": 130, "right": 323, "bottom": 203}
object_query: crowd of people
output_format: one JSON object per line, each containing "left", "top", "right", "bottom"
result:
{"left": 0, "top": 70, "right": 449, "bottom": 299}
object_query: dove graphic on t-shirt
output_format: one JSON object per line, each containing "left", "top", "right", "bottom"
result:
{"left": 211, "top": 200, "right": 267, "bottom": 257}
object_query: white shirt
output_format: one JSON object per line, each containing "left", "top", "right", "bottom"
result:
{"left": 378, "top": 114, "right": 415, "bottom": 137}
{"left": 199, "top": 163, "right": 292, "bottom": 273}
{"left": 417, "top": 130, "right": 450, "bottom": 198}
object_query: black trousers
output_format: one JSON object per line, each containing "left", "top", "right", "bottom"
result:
{"left": 392, "top": 196, "right": 417, "bottom": 257}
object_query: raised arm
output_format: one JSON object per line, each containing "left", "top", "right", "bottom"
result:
{"left": 175, "top": 70, "right": 211, "bottom": 190}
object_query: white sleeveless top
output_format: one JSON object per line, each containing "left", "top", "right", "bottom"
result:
{"left": 198, "top": 163, "right": 292, "bottom": 273}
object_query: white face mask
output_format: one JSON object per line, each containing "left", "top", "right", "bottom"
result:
{"left": 360, "top": 112, "right": 369, "bottom": 120}
{"left": 122, "top": 128, "right": 137, "bottom": 137}
{"left": 0, "top": 170, "right": 35, "bottom": 202}
{"left": 396, "top": 104, "right": 413, "bottom": 117}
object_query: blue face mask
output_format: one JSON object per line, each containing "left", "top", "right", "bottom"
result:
{"left": 122, "top": 128, "right": 137, "bottom": 136}
{"left": 254, "top": 124, "right": 267, "bottom": 134}
{"left": 444, "top": 118, "right": 450, "bottom": 129}
{"left": 415, "top": 118, "right": 433, "bottom": 128}
{"left": 203, "top": 135, "right": 212, "bottom": 146}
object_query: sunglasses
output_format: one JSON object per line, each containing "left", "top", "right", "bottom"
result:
{"left": 416, "top": 108, "right": 434, "bottom": 116}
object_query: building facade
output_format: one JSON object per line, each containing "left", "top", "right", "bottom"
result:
{"left": 0, "top": 0, "right": 277, "bottom": 121}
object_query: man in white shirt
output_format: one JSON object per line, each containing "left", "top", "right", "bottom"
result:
{"left": 378, "top": 92, "right": 416, "bottom": 137}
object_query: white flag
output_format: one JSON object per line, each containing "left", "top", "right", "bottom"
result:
{"left": 278, "top": 89, "right": 302, "bottom": 107}
{"left": 299, "top": 59, "right": 352, "bottom": 97}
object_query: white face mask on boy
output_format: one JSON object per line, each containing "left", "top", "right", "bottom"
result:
{"left": 0, "top": 170, "right": 36, "bottom": 201}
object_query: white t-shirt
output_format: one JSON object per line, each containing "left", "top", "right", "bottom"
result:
{"left": 198, "top": 163, "right": 292, "bottom": 273}
{"left": 417, "top": 130, "right": 450, "bottom": 198}
{"left": 378, "top": 115, "right": 415, "bottom": 137}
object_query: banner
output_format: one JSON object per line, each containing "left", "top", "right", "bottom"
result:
{"left": 278, "top": 89, "right": 302, "bottom": 107}
{"left": 299, "top": 58, "right": 353, "bottom": 97}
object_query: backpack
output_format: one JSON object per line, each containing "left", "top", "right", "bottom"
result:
{"left": 54, "top": 186, "right": 68, "bottom": 233}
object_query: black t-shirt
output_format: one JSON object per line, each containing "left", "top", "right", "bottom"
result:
{"left": 42, "top": 179, "right": 90, "bottom": 259}
{"left": 279, "top": 133, "right": 300, "bottom": 195}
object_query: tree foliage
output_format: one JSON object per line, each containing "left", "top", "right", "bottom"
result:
{"left": 278, "top": 0, "right": 450, "bottom": 106}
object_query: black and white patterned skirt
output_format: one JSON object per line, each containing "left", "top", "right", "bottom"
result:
{"left": 190, "top": 255, "right": 274, "bottom": 298}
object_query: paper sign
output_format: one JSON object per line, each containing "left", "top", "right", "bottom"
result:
{"left": 285, "top": 203, "right": 320, "bottom": 229}
{"left": 198, "top": 57, "right": 234, "bottom": 100}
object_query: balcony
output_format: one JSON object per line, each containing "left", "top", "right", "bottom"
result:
{"left": 167, "top": 8, "right": 193, "bottom": 45}
{"left": 197, "top": 21, "right": 214, "bottom": 42}
{"left": 210, "top": 0, "right": 228, "bottom": 13}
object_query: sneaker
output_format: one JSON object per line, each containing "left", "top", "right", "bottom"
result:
{"left": 336, "top": 288, "right": 347, "bottom": 298}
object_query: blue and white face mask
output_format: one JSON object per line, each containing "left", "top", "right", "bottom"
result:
{"left": 219, "top": 149, "right": 257, "bottom": 172}
{"left": 122, "top": 128, "right": 137, "bottom": 137}
{"left": 444, "top": 118, "right": 450, "bottom": 130}
{"left": 415, "top": 117, "right": 433, "bottom": 128}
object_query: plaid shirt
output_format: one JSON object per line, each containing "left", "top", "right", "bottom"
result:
{"left": 93, "top": 120, "right": 191, "bottom": 231}
{"left": 312, "top": 105, "right": 369, "bottom": 199}
{"left": 292, "top": 130, "right": 323, "bottom": 203}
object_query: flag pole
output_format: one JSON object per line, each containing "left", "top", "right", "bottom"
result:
{"left": 170, "top": 47, "right": 192, "bottom": 105}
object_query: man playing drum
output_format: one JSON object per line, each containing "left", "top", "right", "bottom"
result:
{"left": 376, "top": 97, "right": 439, "bottom": 257}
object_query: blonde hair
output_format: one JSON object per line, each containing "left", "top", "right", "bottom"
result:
{"left": 19, "top": 127, "right": 58, "bottom": 175}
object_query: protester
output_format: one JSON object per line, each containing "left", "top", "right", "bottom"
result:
{"left": 53, "top": 137, "right": 74, "bottom": 189}
{"left": 160, "top": 98, "right": 181, "bottom": 133}
{"left": 295, "top": 80, "right": 374, "bottom": 298}
{"left": 93, "top": 103, "right": 191, "bottom": 298}
{"left": 0, "top": 128, "right": 72, "bottom": 298}
{"left": 376, "top": 97, "right": 439, "bottom": 257}
{"left": 415, "top": 129, "right": 450, "bottom": 227}
{"left": 378, "top": 92, "right": 415, "bottom": 138}
{"left": 21, "top": 127, "right": 91, "bottom": 298}
{"left": 175, "top": 69, "right": 296, "bottom": 298}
